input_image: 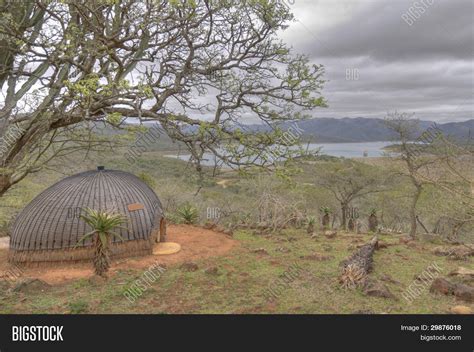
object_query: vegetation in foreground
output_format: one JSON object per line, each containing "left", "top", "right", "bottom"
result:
{"left": 0, "top": 228, "right": 471, "bottom": 314}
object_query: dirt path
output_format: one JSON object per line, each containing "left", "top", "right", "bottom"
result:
{"left": 0, "top": 224, "right": 238, "bottom": 284}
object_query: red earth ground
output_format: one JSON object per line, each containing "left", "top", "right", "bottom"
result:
{"left": 0, "top": 224, "right": 238, "bottom": 284}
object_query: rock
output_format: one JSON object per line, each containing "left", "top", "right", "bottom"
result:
{"left": 376, "top": 241, "right": 389, "bottom": 249}
{"left": 13, "top": 279, "right": 50, "bottom": 294}
{"left": 251, "top": 248, "right": 269, "bottom": 255}
{"left": 300, "top": 253, "right": 334, "bottom": 262}
{"left": 180, "top": 262, "right": 199, "bottom": 272}
{"left": 276, "top": 247, "right": 291, "bottom": 253}
{"left": 324, "top": 230, "right": 337, "bottom": 238}
{"left": 430, "top": 278, "right": 474, "bottom": 303}
{"left": 453, "top": 284, "right": 474, "bottom": 303}
{"left": 364, "top": 281, "right": 396, "bottom": 299}
{"left": 450, "top": 305, "right": 473, "bottom": 314}
{"left": 449, "top": 267, "right": 474, "bottom": 277}
{"left": 430, "top": 278, "right": 456, "bottom": 295}
{"left": 433, "top": 246, "right": 474, "bottom": 259}
{"left": 204, "top": 266, "right": 219, "bottom": 275}
{"left": 310, "top": 234, "right": 318, "bottom": 240}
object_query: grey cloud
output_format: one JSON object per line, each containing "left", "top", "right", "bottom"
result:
{"left": 281, "top": 0, "right": 473, "bottom": 122}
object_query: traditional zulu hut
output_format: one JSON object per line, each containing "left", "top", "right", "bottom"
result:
{"left": 8, "top": 167, "right": 166, "bottom": 265}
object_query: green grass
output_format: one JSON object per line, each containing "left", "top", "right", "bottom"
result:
{"left": 1, "top": 229, "right": 471, "bottom": 314}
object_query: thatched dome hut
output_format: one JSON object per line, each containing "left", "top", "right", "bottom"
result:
{"left": 8, "top": 167, "right": 165, "bottom": 265}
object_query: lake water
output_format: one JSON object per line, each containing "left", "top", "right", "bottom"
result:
{"left": 308, "top": 141, "right": 393, "bottom": 158}
{"left": 164, "top": 141, "right": 393, "bottom": 166}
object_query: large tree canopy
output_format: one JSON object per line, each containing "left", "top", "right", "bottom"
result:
{"left": 0, "top": 0, "right": 326, "bottom": 196}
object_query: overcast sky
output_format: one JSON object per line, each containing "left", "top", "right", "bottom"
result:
{"left": 279, "top": 0, "right": 473, "bottom": 122}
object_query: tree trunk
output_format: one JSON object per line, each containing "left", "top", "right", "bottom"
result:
{"left": 409, "top": 185, "right": 422, "bottom": 239}
{"left": 341, "top": 203, "right": 348, "bottom": 230}
{"left": 416, "top": 215, "right": 429, "bottom": 234}
{"left": 368, "top": 214, "right": 378, "bottom": 232}
{"left": 340, "top": 236, "right": 378, "bottom": 288}
{"left": 322, "top": 214, "right": 330, "bottom": 230}
{"left": 348, "top": 218, "right": 355, "bottom": 232}
{"left": 93, "top": 235, "right": 110, "bottom": 277}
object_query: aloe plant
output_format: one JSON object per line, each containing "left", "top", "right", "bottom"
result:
{"left": 77, "top": 208, "right": 127, "bottom": 277}
{"left": 306, "top": 216, "right": 316, "bottom": 234}
{"left": 176, "top": 203, "right": 199, "bottom": 224}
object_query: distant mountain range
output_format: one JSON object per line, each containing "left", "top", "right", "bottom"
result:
{"left": 244, "top": 117, "right": 474, "bottom": 143}
{"left": 122, "top": 117, "right": 473, "bottom": 144}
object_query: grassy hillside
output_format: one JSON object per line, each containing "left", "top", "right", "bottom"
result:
{"left": 0, "top": 228, "right": 469, "bottom": 314}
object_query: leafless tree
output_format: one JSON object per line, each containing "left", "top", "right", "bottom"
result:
{"left": 384, "top": 112, "right": 441, "bottom": 239}
{"left": 383, "top": 110, "right": 472, "bottom": 241}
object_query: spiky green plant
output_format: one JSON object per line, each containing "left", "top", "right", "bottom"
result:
{"left": 320, "top": 206, "right": 331, "bottom": 215}
{"left": 306, "top": 216, "right": 316, "bottom": 234}
{"left": 77, "top": 208, "right": 127, "bottom": 277}
{"left": 176, "top": 203, "right": 199, "bottom": 224}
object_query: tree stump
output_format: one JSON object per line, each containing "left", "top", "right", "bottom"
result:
{"left": 340, "top": 236, "right": 378, "bottom": 288}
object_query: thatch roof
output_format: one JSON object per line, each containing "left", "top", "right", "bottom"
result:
{"left": 8, "top": 168, "right": 164, "bottom": 264}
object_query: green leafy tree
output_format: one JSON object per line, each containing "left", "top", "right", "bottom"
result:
{"left": 315, "top": 161, "right": 386, "bottom": 230}
{"left": 0, "top": 0, "right": 326, "bottom": 196}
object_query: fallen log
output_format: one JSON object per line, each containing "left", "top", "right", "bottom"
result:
{"left": 340, "top": 236, "right": 378, "bottom": 289}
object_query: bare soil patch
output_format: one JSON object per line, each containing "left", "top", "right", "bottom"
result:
{"left": 0, "top": 225, "right": 238, "bottom": 285}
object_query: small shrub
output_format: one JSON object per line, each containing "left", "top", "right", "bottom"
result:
{"left": 176, "top": 203, "right": 199, "bottom": 224}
